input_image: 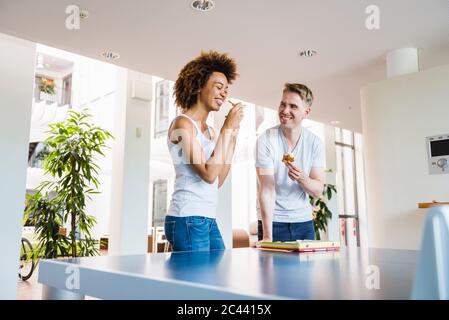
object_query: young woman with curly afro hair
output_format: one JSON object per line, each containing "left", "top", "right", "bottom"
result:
{"left": 164, "top": 51, "right": 244, "bottom": 252}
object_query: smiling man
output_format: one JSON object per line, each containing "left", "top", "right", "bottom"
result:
{"left": 255, "top": 83, "right": 325, "bottom": 242}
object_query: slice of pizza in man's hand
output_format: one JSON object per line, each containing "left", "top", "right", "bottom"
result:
{"left": 282, "top": 153, "right": 295, "bottom": 164}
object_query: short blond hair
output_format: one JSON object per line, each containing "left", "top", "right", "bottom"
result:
{"left": 284, "top": 83, "right": 313, "bottom": 107}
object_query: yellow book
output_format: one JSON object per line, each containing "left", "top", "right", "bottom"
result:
{"left": 260, "top": 240, "right": 340, "bottom": 252}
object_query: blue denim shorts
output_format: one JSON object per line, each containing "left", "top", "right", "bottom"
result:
{"left": 257, "top": 220, "right": 315, "bottom": 242}
{"left": 164, "top": 215, "right": 225, "bottom": 252}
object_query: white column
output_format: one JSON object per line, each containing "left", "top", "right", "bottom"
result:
{"left": 214, "top": 105, "right": 233, "bottom": 248}
{"left": 216, "top": 173, "right": 233, "bottom": 248}
{"left": 386, "top": 48, "right": 419, "bottom": 78}
{"left": 214, "top": 102, "right": 256, "bottom": 248}
{"left": 0, "top": 33, "right": 35, "bottom": 299}
{"left": 231, "top": 104, "right": 256, "bottom": 234}
{"left": 108, "top": 69, "right": 152, "bottom": 255}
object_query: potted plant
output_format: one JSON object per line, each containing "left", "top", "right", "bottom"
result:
{"left": 39, "top": 77, "right": 56, "bottom": 101}
{"left": 26, "top": 109, "right": 113, "bottom": 258}
{"left": 25, "top": 192, "right": 70, "bottom": 259}
{"left": 309, "top": 173, "right": 337, "bottom": 240}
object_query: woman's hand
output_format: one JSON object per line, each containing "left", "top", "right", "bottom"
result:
{"left": 223, "top": 101, "right": 244, "bottom": 131}
{"left": 231, "top": 128, "right": 239, "bottom": 138}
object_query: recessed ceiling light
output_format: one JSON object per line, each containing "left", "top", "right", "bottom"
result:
{"left": 330, "top": 120, "right": 340, "bottom": 125}
{"left": 100, "top": 51, "right": 120, "bottom": 60}
{"left": 190, "top": 0, "right": 214, "bottom": 12}
{"left": 299, "top": 49, "right": 317, "bottom": 57}
{"left": 79, "top": 9, "right": 89, "bottom": 19}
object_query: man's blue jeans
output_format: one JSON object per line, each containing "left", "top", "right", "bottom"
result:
{"left": 164, "top": 215, "right": 225, "bottom": 252}
{"left": 257, "top": 220, "right": 315, "bottom": 241}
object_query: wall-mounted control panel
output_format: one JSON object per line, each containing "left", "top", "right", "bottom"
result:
{"left": 427, "top": 134, "right": 449, "bottom": 175}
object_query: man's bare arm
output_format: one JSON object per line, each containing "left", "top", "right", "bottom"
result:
{"left": 256, "top": 167, "right": 276, "bottom": 241}
{"left": 286, "top": 163, "right": 325, "bottom": 198}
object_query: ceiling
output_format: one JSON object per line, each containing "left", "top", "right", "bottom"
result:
{"left": 1, "top": 0, "right": 448, "bottom": 132}
{"left": 36, "top": 53, "right": 73, "bottom": 73}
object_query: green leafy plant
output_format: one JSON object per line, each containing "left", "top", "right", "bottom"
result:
{"left": 25, "top": 192, "right": 70, "bottom": 259}
{"left": 34, "top": 144, "right": 50, "bottom": 161}
{"left": 26, "top": 109, "right": 113, "bottom": 258}
{"left": 309, "top": 181, "right": 337, "bottom": 241}
{"left": 39, "top": 78, "right": 56, "bottom": 95}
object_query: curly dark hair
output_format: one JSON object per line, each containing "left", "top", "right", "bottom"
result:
{"left": 174, "top": 51, "right": 238, "bottom": 110}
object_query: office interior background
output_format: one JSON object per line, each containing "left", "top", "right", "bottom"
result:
{"left": 1, "top": 0, "right": 449, "bottom": 300}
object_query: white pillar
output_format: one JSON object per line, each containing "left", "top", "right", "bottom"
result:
{"left": 231, "top": 104, "right": 256, "bottom": 234}
{"left": 214, "top": 105, "right": 233, "bottom": 249}
{"left": 214, "top": 102, "right": 257, "bottom": 248}
{"left": 216, "top": 173, "right": 233, "bottom": 248}
{"left": 108, "top": 69, "right": 152, "bottom": 255}
{"left": 386, "top": 48, "right": 419, "bottom": 78}
{"left": 0, "top": 33, "right": 35, "bottom": 299}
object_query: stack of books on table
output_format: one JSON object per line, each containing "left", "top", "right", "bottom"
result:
{"left": 259, "top": 240, "right": 341, "bottom": 253}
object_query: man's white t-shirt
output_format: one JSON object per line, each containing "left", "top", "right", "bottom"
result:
{"left": 255, "top": 125, "right": 325, "bottom": 223}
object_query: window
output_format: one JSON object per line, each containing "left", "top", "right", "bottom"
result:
{"left": 335, "top": 128, "right": 365, "bottom": 247}
{"left": 154, "top": 80, "right": 176, "bottom": 138}
{"left": 28, "top": 142, "right": 48, "bottom": 168}
{"left": 61, "top": 74, "right": 72, "bottom": 106}
{"left": 152, "top": 179, "right": 168, "bottom": 228}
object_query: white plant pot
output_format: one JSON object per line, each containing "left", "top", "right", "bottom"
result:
{"left": 40, "top": 91, "right": 55, "bottom": 102}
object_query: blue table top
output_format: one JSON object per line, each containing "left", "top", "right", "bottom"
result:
{"left": 39, "top": 247, "right": 418, "bottom": 299}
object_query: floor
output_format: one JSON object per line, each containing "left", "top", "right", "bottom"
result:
{"left": 17, "top": 250, "right": 108, "bottom": 300}
{"left": 17, "top": 264, "right": 42, "bottom": 300}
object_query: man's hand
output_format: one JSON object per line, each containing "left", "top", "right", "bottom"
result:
{"left": 285, "top": 162, "right": 307, "bottom": 183}
{"left": 254, "top": 237, "right": 272, "bottom": 248}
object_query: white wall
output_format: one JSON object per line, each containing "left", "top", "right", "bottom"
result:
{"left": 72, "top": 60, "right": 117, "bottom": 240}
{"left": 213, "top": 102, "right": 235, "bottom": 248}
{"left": 146, "top": 77, "right": 176, "bottom": 234}
{"left": 231, "top": 102, "right": 256, "bottom": 233}
{"left": 0, "top": 33, "right": 35, "bottom": 299}
{"left": 213, "top": 101, "right": 262, "bottom": 246}
{"left": 28, "top": 44, "right": 119, "bottom": 240}
{"left": 361, "top": 64, "right": 449, "bottom": 250}
{"left": 108, "top": 69, "right": 152, "bottom": 255}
